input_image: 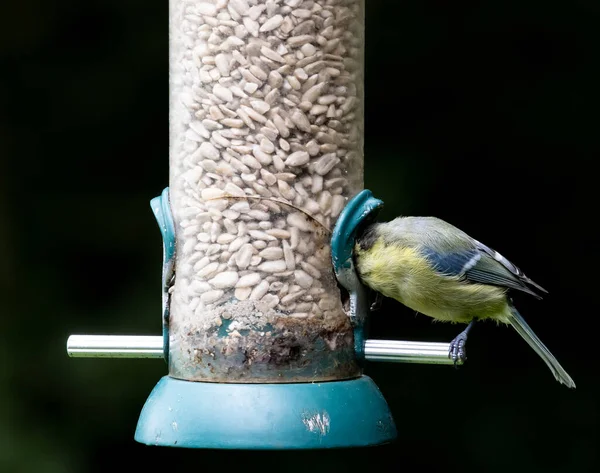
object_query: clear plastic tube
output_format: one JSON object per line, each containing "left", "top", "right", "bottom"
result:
{"left": 168, "top": 0, "right": 364, "bottom": 382}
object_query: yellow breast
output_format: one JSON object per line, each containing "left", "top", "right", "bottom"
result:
{"left": 354, "top": 240, "right": 508, "bottom": 323}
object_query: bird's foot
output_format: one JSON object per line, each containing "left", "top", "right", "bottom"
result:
{"left": 448, "top": 320, "right": 475, "bottom": 368}
{"left": 448, "top": 333, "right": 468, "bottom": 367}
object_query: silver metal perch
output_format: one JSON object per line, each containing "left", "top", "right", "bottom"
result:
{"left": 364, "top": 339, "right": 457, "bottom": 364}
{"left": 66, "top": 335, "right": 164, "bottom": 358}
{"left": 67, "top": 335, "right": 458, "bottom": 365}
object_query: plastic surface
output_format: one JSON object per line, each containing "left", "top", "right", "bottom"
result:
{"left": 330, "top": 189, "right": 384, "bottom": 358}
{"left": 150, "top": 187, "right": 175, "bottom": 362}
{"left": 135, "top": 375, "right": 397, "bottom": 449}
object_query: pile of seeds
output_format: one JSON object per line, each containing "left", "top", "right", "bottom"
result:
{"left": 168, "top": 0, "right": 364, "bottom": 381}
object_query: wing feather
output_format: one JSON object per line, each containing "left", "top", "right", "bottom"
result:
{"left": 422, "top": 240, "right": 547, "bottom": 299}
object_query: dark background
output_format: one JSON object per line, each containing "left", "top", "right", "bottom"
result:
{"left": 1, "top": 0, "right": 598, "bottom": 472}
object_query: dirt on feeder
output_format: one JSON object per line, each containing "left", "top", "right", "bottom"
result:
{"left": 168, "top": 299, "right": 360, "bottom": 383}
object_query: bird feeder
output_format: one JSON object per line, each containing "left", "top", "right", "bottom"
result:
{"left": 66, "top": 0, "right": 459, "bottom": 449}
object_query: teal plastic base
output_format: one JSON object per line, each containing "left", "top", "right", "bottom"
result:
{"left": 134, "top": 375, "right": 397, "bottom": 449}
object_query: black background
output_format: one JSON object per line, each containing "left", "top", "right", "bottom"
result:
{"left": 1, "top": 1, "right": 598, "bottom": 472}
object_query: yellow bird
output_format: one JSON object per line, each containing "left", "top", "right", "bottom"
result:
{"left": 354, "top": 216, "right": 575, "bottom": 388}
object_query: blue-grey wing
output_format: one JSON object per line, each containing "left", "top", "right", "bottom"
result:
{"left": 422, "top": 240, "right": 547, "bottom": 299}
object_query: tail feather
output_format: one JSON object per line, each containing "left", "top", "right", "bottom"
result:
{"left": 508, "top": 306, "right": 576, "bottom": 388}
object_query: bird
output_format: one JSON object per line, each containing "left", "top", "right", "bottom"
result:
{"left": 353, "top": 216, "right": 575, "bottom": 388}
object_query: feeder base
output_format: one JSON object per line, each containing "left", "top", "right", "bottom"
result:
{"left": 134, "top": 375, "right": 396, "bottom": 449}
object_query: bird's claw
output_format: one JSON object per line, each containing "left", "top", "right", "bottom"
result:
{"left": 448, "top": 333, "right": 468, "bottom": 368}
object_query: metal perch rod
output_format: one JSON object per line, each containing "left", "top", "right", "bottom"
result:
{"left": 66, "top": 335, "right": 458, "bottom": 365}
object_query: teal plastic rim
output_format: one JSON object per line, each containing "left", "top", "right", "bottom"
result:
{"left": 150, "top": 188, "right": 175, "bottom": 363}
{"left": 135, "top": 375, "right": 397, "bottom": 449}
{"left": 330, "top": 190, "right": 384, "bottom": 358}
